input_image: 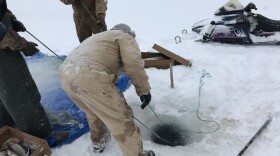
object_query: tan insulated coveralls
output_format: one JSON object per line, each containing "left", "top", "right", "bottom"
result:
{"left": 60, "top": 30, "right": 151, "bottom": 156}
{"left": 60, "top": 0, "right": 107, "bottom": 42}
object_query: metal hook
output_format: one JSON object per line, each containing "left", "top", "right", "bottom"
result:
{"left": 175, "top": 36, "right": 181, "bottom": 44}
{"left": 182, "top": 29, "right": 188, "bottom": 34}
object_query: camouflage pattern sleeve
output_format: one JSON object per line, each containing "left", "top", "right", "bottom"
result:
{"left": 0, "top": 30, "right": 27, "bottom": 51}
{"left": 6, "top": 9, "right": 17, "bottom": 21}
{"left": 95, "top": 0, "right": 107, "bottom": 16}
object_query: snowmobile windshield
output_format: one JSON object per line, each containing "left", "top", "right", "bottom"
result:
{"left": 215, "top": 0, "right": 244, "bottom": 16}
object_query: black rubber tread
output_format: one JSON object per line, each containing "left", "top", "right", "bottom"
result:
{"left": 253, "top": 14, "right": 280, "bottom": 33}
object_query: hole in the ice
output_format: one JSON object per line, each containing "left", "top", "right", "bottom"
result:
{"left": 151, "top": 123, "right": 188, "bottom": 146}
{"left": 132, "top": 106, "right": 205, "bottom": 146}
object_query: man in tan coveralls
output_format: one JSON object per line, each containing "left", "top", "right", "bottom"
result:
{"left": 59, "top": 24, "right": 155, "bottom": 156}
{"left": 60, "top": 0, "right": 107, "bottom": 42}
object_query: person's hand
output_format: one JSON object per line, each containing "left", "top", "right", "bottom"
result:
{"left": 12, "top": 20, "right": 26, "bottom": 32}
{"left": 140, "top": 93, "right": 152, "bottom": 109}
{"left": 98, "top": 13, "right": 107, "bottom": 31}
{"left": 21, "top": 42, "right": 39, "bottom": 56}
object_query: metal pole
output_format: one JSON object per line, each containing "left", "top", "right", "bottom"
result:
{"left": 237, "top": 117, "right": 272, "bottom": 156}
{"left": 133, "top": 116, "right": 173, "bottom": 146}
{"left": 148, "top": 105, "right": 164, "bottom": 124}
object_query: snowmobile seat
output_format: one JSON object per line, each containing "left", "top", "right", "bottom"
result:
{"left": 214, "top": 0, "right": 244, "bottom": 15}
{"left": 215, "top": 9, "right": 244, "bottom": 16}
{"left": 252, "top": 14, "right": 280, "bottom": 33}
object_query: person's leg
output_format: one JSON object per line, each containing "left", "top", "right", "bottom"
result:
{"left": 61, "top": 77, "right": 110, "bottom": 143}
{"left": 60, "top": 78, "right": 110, "bottom": 152}
{"left": 73, "top": 14, "right": 93, "bottom": 42}
{"left": 0, "top": 99, "right": 14, "bottom": 127}
{"left": 0, "top": 50, "right": 52, "bottom": 138}
{"left": 79, "top": 83, "right": 146, "bottom": 156}
{"left": 87, "top": 112, "right": 110, "bottom": 145}
{"left": 59, "top": 65, "right": 149, "bottom": 156}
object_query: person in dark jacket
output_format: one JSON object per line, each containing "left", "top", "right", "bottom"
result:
{"left": 0, "top": 0, "right": 68, "bottom": 145}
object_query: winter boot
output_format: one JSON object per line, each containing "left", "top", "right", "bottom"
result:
{"left": 93, "top": 133, "right": 111, "bottom": 153}
{"left": 45, "top": 131, "right": 70, "bottom": 147}
{"left": 145, "top": 150, "right": 156, "bottom": 156}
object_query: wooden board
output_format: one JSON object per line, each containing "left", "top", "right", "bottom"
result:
{"left": 0, "top": 126, "right": 52, "bottom": 156}
{"left": 141, "top": 52, "right": 167, "bottom": 59}
{"left": 144, "top": 59, "right": 174, "bottom": 69}
{"left": 152, "top": 44, "right": 192, "bottom": 67}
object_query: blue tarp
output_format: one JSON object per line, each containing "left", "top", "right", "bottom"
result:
{"left": 25, "top": 52, "right": 131, "bottom": 147}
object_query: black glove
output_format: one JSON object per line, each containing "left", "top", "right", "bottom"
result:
{"left": 140, "top": 93, "right": 152, "bottom": 109}
{"left": 12, "top": 20, "right": 26, "bottom": 32}
{"left": 21, "top": 42, "right": 39, "bottom": 56}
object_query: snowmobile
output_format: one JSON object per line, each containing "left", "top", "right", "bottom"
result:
{"left": 192, "top": 0, "right": 280, "bottom": 45}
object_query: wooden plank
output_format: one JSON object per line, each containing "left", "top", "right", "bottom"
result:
{"left": 144, "top": 59, "right": 174, "bottom": 69}
{"left": 152, "top": 44, "right": 192, "bottom": 67}
{"left": 141, "top": 52, "right": 166, "bottom": 59}
{"left": 0, "top": 126, "right": 52, "bottom": 156}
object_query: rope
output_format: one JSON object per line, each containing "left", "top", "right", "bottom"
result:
{"left": 80, "top": 1, "right": 103, "bottom": 33}
{"left": 26, "top": 30, "right": 64, "bottom": 61}
{"left": 194, "top": 69, "right": 220, "bottom": 134}
{"left": 144, "top": 69, "right": 220, "bottom": 134}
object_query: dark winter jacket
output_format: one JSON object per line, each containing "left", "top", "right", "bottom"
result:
{"left": 0, "top": 22, "right": 7, "bottom": 41}
{"left": 0, "top": 0, "right": 52, "bottom": 138}
{"left": 0, "top": 10, "right": 28, "bottom": 51}
{"left": 0, "top": 0, "right": 29, "bottom": 51}
{"left": 0, "top": 0, "right": 7, "bottom": 20}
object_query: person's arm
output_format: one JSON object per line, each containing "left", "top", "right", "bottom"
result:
{"left": 96, "top": 0, "right": 107, "bottom": 31}
{"left": 118, "top": 33, "right": 151, "bottom": 96}
{"left": 0, "top": 29, "right": 27, "bottom": 51}
{"left": 96, "top": 0, "right": 107, "bottom": 16}
{"left": 7, "top": 9, "right": 26, "bottom": 32}
{"left": 0, "top": 28, "right": 38, "bottom": 56}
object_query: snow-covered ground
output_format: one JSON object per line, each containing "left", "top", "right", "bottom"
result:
{"left": 8, "top": 0, "right": 280, "bottom": 156}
